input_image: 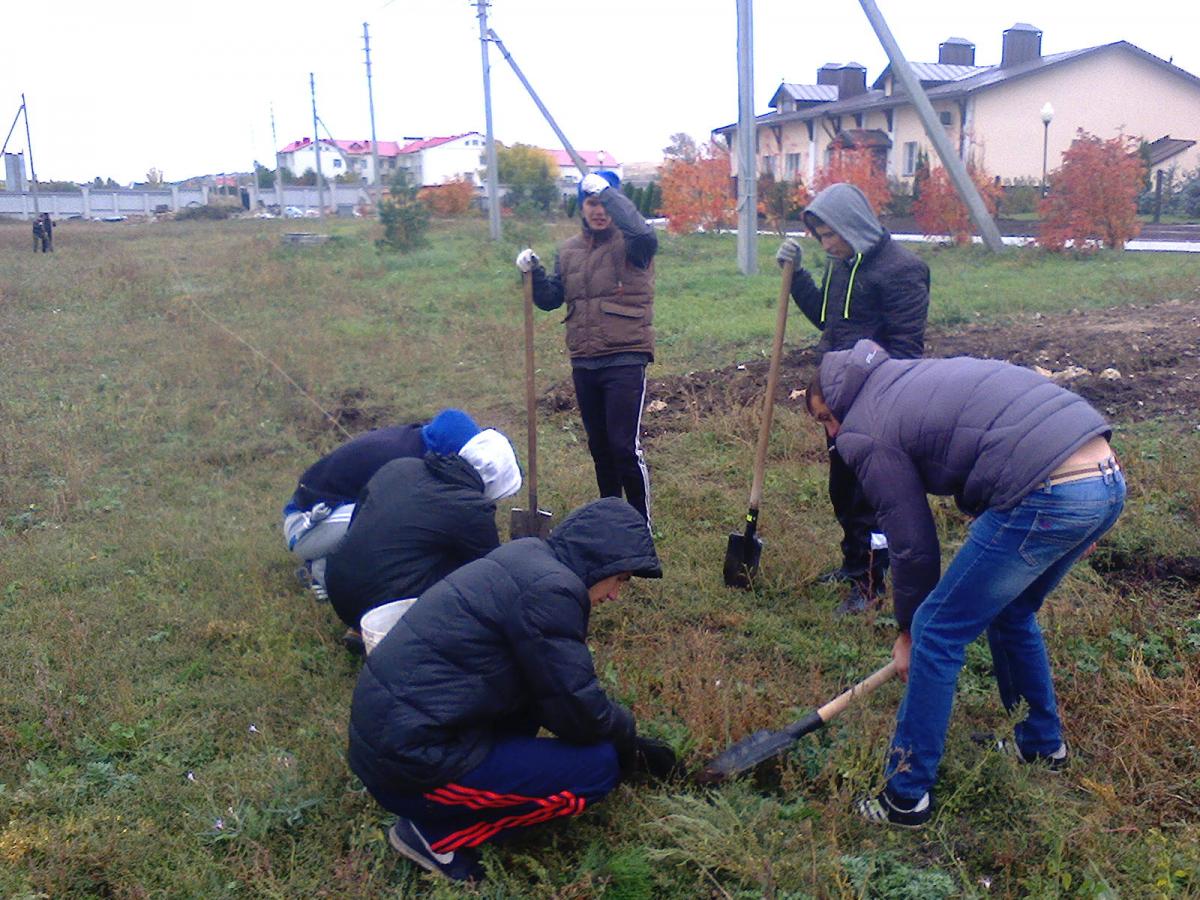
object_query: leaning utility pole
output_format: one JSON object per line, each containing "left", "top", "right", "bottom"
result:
{"left": 488, "top": 29, "right": 589, "bottom": 176}
{"left": 735, "top": 0, "right": 757, "bottom": 274}
{"left": 310, "top": 72, "right": 325, "bottom": 221}
{"left": 475, "top": 0, "right": 501, "bottom": 240}
{"left": 363, "top": 22, "right": 382, "bottom": 203}
{"left": 858, "top": 0, "right": 1003, "bottom": 251}
{"left": 22, "top": 93, "right": 39, "bottom": 215}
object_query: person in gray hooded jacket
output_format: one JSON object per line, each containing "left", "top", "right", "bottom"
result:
{"left": 805, "top": 339, "right": 1125, "bottom": 827}
{"left": 777, "top": 183, "right": 931, "bottom": 613}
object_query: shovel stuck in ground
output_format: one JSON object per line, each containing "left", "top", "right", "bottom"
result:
{"left": 723, "top": 259, "right": 794, "bottom": 588}
{"left": 694, "top": 661, "right": 897, "bottom": 784}
{"left": 510, "top": 269, "right": 553, "bottom": 539}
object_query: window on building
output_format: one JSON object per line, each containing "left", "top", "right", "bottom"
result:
{"left": 332, "top": 159, "right": 343, "bottom": 168}
{"left": 763, "top": 155, "right": 775, "bottom": 176}
{"left": 785, "top": 153, "right": 801, "bottom": 177}
{"left": 902, "top": 141, "right": 918, "bottom": 176}
{"left": 885, "top": 110, "right": 894, "bottom": 131}
{"left": 938, "top": 110, "right": 953, "bottom": 127}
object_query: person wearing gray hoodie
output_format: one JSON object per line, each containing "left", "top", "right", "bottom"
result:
{"left": 806, "top": 339, "right": 1125, "bottom": 827}
{"left": 777, "top": 184, "right": 931, "bottom": 614}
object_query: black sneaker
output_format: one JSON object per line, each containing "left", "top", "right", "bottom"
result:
{"left": 972, "top": 733, "right": 1069, "bottom": 771}
{"left": 834, "top": 580, "right": 881, "bottom": 617}
{"left": 854, "top": 788, "right": 932, "bottom": 828}
{"left": 388, "top": 817, "right": 484, "bottom": 882}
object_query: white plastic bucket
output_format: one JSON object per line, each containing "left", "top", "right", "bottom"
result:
{"left": 360, "top": 598, "right": 418, "bottom": 655}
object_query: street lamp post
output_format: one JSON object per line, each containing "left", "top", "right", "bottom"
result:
{"left": 1040, "top": 102, "right": 1054, "bottom": 199}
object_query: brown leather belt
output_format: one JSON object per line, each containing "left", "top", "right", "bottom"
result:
{"left": 1045, "top": 457, "right": 1120, "bottom": 487}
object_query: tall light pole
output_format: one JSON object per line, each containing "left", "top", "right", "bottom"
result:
{"left": 363, "top": 22, "right": 382, "bottom": 204}
{"left": 1040, "top": 102, "right": 1054, "bottom": 199}
{"left": 735, "top": 0, "right": 757, "bottom": 275}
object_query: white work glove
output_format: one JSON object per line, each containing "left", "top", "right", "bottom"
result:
{"left": 515, "top": 248, "right": 540, "bottom": 273}
{"left": 580, "top": 173, "right": 611, "bottom": 196}
{"left": 776, "top": 238, "right": 802, "bottom": 268}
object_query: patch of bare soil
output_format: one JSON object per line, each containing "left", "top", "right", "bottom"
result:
{"left": 542, "top": 298, "right": 1200, "bottom": 435}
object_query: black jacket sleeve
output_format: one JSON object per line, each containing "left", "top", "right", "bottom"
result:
{"left": 454, "top": 503, "right": 502, "bottom": 566}
{"left": 599, "top": 188, "right": 657, "bottom": 269}
{"left": 841, "top": 435, "right": 941, "bottom": 631}
{"left": 877, "top": 256, "right": 930, "bottom": 360}
{"left": 531, "top": 256, "right": 565, "bottom": 312}
{"left": 789, "top": 261, "right": 827, "bottom": 332}
{"left": 514, "top": 577, "right": 637, "bottom": 751}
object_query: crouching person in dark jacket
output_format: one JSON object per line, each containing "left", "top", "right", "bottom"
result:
{"left": 805, "top": 340, "right": 1125, "bottom": 827}
{"left": 324, "top": 428, "right": 522, "bottom": 649}
{"left": 347, "top": 497, "right": 672, "bottom": 883}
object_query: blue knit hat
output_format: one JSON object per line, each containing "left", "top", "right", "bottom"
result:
{"left": 578, "top": 169, "right": 621, "bottom": 206}
{"left": 421, "top": 409, "right": 481, "bottom": 455}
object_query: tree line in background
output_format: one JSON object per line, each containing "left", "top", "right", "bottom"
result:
{"left": 653, "top": 130, "right": 1181, "bottom": 253}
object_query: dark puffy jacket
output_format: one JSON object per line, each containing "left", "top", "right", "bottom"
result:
{"left": 324, "top": 454, "right": 500, "bottom": 628}
{"left": 347, "top": 497, "right": 661, "bottom": 792}
{"left": 292, "top": 423, "right": 425, "bottom": 510}
{"left": 790, "top": 233, "right": 929, "bottom": 359}
{"left": 821, "top": 340, "right": 1111, "bottom": 630}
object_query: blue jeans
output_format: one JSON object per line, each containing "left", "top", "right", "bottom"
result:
{"left": 886, "top": 467, "right": 1125, "bottom": 801}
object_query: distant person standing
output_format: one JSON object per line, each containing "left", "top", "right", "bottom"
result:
{"left": 516, "top": 171, "right": 658, "bottom": 526}
{"left": 32, "top": 213, "right": 54, "bottom": 252}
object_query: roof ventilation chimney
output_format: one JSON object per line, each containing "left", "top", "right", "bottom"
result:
{"left": 938, "top": 37, "right": 976, "bottom": 66}
{"left": 834, "top": 62, "right": 868, "bottom": 99}
{"left": 1001, "top": 23, "right": 1043, "bottom": 68}
{"left": 817, "top": 63, "right": 840, "bottom": 86}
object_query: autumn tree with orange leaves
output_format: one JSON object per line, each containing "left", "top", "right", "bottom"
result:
{"left": 1038, "top": 130, "right": 1145, "bottom": 252}
{"left": 812, "top": 146, "right": 891, "bottom": 216}
{"left": 912, "top": 164, "right": 1003, "bottom": 245}
{"left": 758, "top": 173, "right": 812, "bottom": 235}
{"left": 659, "top": 141, "right": 736, "bottom": 234}
{"left": 418, "top": 176, "right": 477, "bottom": 216}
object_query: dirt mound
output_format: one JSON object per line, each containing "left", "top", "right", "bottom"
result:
{"left": 542, "top": 298, "right": 1200, "bottom": 434}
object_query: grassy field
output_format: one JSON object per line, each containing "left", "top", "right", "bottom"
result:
{"left": 1, "top": 216, "right": 1198, "bottom": 898}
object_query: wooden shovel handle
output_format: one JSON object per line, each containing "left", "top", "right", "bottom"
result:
{"left": 522, "top": 270, "right": 539, "bottom": 512}
{"left": 815, "top": 661, "right": 898, "bottom": 724}
{"left": 747, "top": 259, "right": 794, "bottom": 510}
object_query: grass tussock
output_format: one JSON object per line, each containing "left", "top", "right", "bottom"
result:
{"left": 0, "top": 217, "right": 1198, "bottom": 896}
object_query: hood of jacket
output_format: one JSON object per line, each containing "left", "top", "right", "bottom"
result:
{"left": 424, "top": 452, "right": 485, "bottom": 493}
{"left": 545, "top": 497, "right": 661, "bottom": 587}
{"left": 820, "top": 339, "right": 891, "bottom": 421}
{"left": 804, "top": 183, "right": 885, "bottom": 256}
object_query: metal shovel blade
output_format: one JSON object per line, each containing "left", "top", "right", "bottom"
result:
{"left": 510, "top": 507, "right": 554, "bottom": 539}
{"left": 723, "top": 530, "right": 762, "bottom": 589}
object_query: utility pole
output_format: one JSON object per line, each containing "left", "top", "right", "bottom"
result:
{"left": 858, "top": 0, "right": 1003, "bottom": 251}
{"left": 310, "top": 73, "right": 325, "bottom": 221}
{"left": 475, "top": 0, "right": 501, "bottom": 240}
{"left": 270, "top": 103, "right": 283, "bottom": 210}
{"left": 22, "top": 93, "right": 39, "bottom": 215}
{"left": 488, "top": 29, "right": 588, "bottom": 176}
{"left": 735, "top": 0, "right": 757, "bottom": 274}
{"left": 363, "top": 22, "right": 382, "bottom": 204}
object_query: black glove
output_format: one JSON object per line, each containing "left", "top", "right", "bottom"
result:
{"left": 631, "top": 737, "right": 678, "bottom": 781}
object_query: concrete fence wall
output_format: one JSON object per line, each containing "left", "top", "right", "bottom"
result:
{"left": 0, "top": 183, "right": 370, "bottom": 219}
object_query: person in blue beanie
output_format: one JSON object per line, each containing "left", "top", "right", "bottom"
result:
{"left": 805, "top": 340, "right": 1124, "bottom": 827}
{"left": 516, "top": 170, "right": 658, "bottom": 526}
{"left": 283, "top": 409, "right": 482, "bottom": 600}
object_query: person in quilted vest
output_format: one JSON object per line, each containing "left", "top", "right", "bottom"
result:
{"left": 516, "top": 170, "right": 658, "bottom": 525}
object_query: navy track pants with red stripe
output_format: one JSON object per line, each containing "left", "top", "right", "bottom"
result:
{"left": 380, "top": 736, "right": 621, "bottom": 851}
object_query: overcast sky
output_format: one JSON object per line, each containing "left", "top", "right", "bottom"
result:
{"left": 4, "top": 0, "right": 1197, "bottom": 184}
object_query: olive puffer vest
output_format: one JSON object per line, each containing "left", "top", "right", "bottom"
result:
{"left": 558, "top": 227, "right": 655, "bottom": 360}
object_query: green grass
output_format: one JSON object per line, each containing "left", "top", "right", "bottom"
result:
{"left": 1, "top": 216, "right": 1198, "bottom": 897}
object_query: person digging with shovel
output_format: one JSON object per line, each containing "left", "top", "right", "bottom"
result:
{"left": 778, "top": 183, "right": 929, "bottom": 615}
{"left": 805, "top": 339, "right": 1125, "bottom": 827}
{"left": 516, "top": 170, "right": 658, "bottom": 526}
{"left": 348, "top": 497, "right": 676, "bottom": 883}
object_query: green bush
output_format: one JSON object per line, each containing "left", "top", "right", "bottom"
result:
{"left": 377, "top": 171, "right": 428, "bottom": 251}
{"left": 174, "top": 204, "right": 233, "bottom": 221}
{"left": 1000, "top": 177, "right": 1043, "bottom": 215}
